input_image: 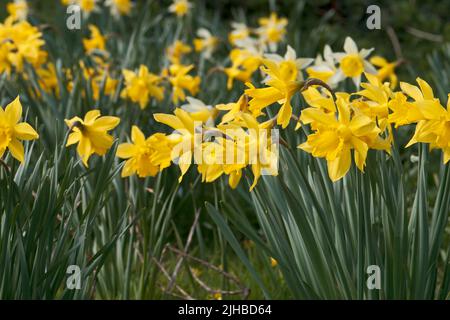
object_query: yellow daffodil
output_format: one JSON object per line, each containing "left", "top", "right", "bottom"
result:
{"left": 246, "top": 46, "right": 309, "bottom": 128}
{"left": 332, "top": 37, "right": 376, "bottom": 88}
{"left": 166, "top": 40, "right": 192, "bottom": 64}
{"left": 105, "top": 0, "right": 133, "bottom": 18}
{"left": 83, "top": 25, "right": 106, "bottom": 54}
{"left": 7, "top": 0, "right": 28, "bottom": 21}
{"left": 0, "top": 96, "right": 39, "bottom": 163}
{"left": 401, "top": 78, "right": 450, "bottom": 162}
{"left": 117, "top": 126, "right": 173, "bottom": 177}
{"left": 224, "top": 48, "right": 261, "bottom": 90}
{"left": 306, "top": 45, "right": 336, "bottom": 86}
{"left": 212, "top": 292, "right": 222, "bottom": 300}
{"left": 65, "top": 110, "right": 120, "bottom": 166}
{"left": 121, "top": 65, "right": 164, "bottom": 109}
{"left": 256, "top": 12, "right": 288, "bottom": 52}
{"left": 301, "top": 86, "right": 336, "bottom": 113}
{"left": 240, "top": 113, "right": 278, "bottom": 190}
{"left": 36, "top": 63, "right": 59, "bottom": 96}
{"left": 194, "top": 28, "right": 219, "bottom": 59}
{"left": 78, "top": 61, "right": 118, "bottom": 100}
{"left": 61, "top": 0, "right": 99, "bottom": 14}
{"left": 270, "top": 257, "right": 278, "bottom": 267}
{"left": 216, "top": 132, "right": 247, "bottom": 189}
{"left": 370, "top": 56, "right": 399, "bottom": 89}
{"left": 163, "top": 64, "right": 201, "bottom": 104}
{"left": 154, "top": 108, "right": 198, "bottom": 182}
{"left": 299, "top": 93, "right": 388, "bottom": 181}
{"left": 168, "top": 0, "right": 191, "bottom": 17}
{"left": 180, "top": 97, "right": 218, "bottom": 126}
{"left": 196, "top": 141, "right": 224, "bottom": 183}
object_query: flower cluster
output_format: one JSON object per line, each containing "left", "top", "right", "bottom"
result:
{"left": 0, "top": 15, "right": 47, "bottom": 75}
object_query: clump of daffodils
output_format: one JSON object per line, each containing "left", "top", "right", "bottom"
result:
{"left": 0, "top": 96, "right": 39, "bottom": 163}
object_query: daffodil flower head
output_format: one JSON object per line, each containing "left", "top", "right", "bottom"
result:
{"left": 180, "top": 97, "right": 218, "bottom": 127}
{"left": 246, "top": 48, "right": 307, "bottom": 129}
{"left": 0, "top": 18, "right": 47, "bottom": 74}
{"left": 71, "top": 0, "right": 100, "bottom": 15}
{"left": 331, "top": 37, "right": 376, "bottom": 88}
{"left": 306, "top": 45, "right": 337, "bottom": 87}
{"left": 216, "top": 94, "right": 252, "bottom": 124}
{"left": 224, "top": 49, "right": 261, "bottom": 90}
{"left": 105, "top": 0, "right": 133, "bottom": 18}
{"left": 228, "top": 22, "right": 252, "bottom": 47}
{"left": 299, "top": 92, "right": 389, "bottom": 181}
{"left": 168, "top": 0, "right": 191, "bottom": 17}
{"left": 370, "top": 56, "right": 399, "bottom": 89}
{"left": 7, "top": 0, "right": 28, "bottom": 22}
{"left": 165, "top": 64, "right": 201, "bottom": 104}
{"left": 65, "top": 110, "right": 120, "bottom": 167}
{"left": 402, "top": 79, "right": 450, "bottom": 163}
{"left": 256, "top": 12, "right": 288, "bottom": 52}
{"left": 166, "top": 40, "right": 192, "bottom": 64}
{"left": 194, "top": 28, "right": 219, "bottom": 60}
{"left": 120, "top": 65, "right": 164, "bottom": 109}
{"left": 0, "top": 96, "right": 39, "bottom": 163}
{"left": 117, "top": 126, "right": 173, "bottom": 178}
{"left": 154, "top": 108, "right": 199, "bottom": 182}
{"left": 83, "top": 24, "right": 106, "bottom": 54}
